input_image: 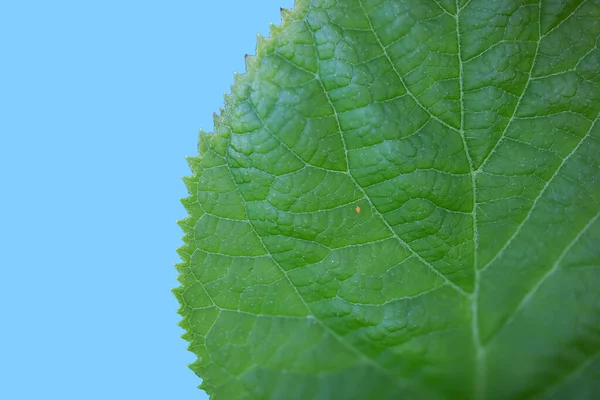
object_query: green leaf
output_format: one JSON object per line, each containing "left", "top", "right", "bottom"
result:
{"left": 175, "top": 0, "right": 600, "bottom": 398}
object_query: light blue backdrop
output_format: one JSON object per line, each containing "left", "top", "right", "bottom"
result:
{"left": 0, "top": 1, "right": 293, "bottom": 398}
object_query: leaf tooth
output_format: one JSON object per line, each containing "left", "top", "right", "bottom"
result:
{"left": 244, "top": 53, "right": 257, "bottom": 73}
{"left": 269, "top": 21, "right": 283, "bottom": 38}
{"left": 175, "top": 253, "right": 190, "bottom": 268}
{"left": 176, "top": 243, "right": 193, "bottom": 262}
{"left": 199, "top": 378, "right": 220, "bottom": 400}
{"left": 175, "top": 306, "right": 190, "bottom": 335}
{"left": 211, "top": 112, "right": 224, "bottom": 127}
{"left": 176, "top": 298, "right": 213, "bottom": 377}
{"left": 213, "top": 113, "right": 233, "bottom": 140}
{"left": 172, "top": 285, "right": 185, "bottom": 302}
{"left": 180, "top": 199, "right": 204, "bottom": 223}
{"left": 294, "top": 0, "right": 310, "bottom": 13}
{"left": 280, "top": 7, "right": 293, "bottom": 23}
{"left": 173, "top": 264, "right": 186, "bottom": 277}
{"left": 198, "top": 129, "right": 215, "bottom": 152}
{"left": 173, "top": 301, "right": 196, "bottom": 359}
{"left": 222, "top": 89, "right": 236, "bottom": 110}
{"left": 175, "top": 306, "right": 195, "bottom": 355}
{"left": 174, "top": 291, "right": 214, "bottom": 395}
{"left": 256, "top": 32, "right": 268, "bottom": 55}
{"left": 232, "top": 71, "right": 244, "bottom": 88}
{"left": 177, "top": 214, "right": 199, "bottom": 242}
{"left": 182, "top": 175, "right": 198, "bottom": 193}
{"left": 180, "top": 326, "right": 194, "bottom": 344}
{"left": 179, "top": 195, "right": 195, "bottom": 210}
{"left": 176, "top": 217, "right": 195, "bottom": 234}
{"left": 185, "top": 155, "right": 202, "bottom": 173}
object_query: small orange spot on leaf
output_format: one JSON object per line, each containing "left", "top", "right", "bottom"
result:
{"left": 355, "top": 206, "right": 361, "bottom": 214}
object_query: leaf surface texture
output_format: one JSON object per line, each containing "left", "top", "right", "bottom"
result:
{"left": 176, "top": 0, "right": 600, "bottom": 398}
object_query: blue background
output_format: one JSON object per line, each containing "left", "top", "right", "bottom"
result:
{"left": 0, "top": 1, "right": 292, "bottom": 398}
